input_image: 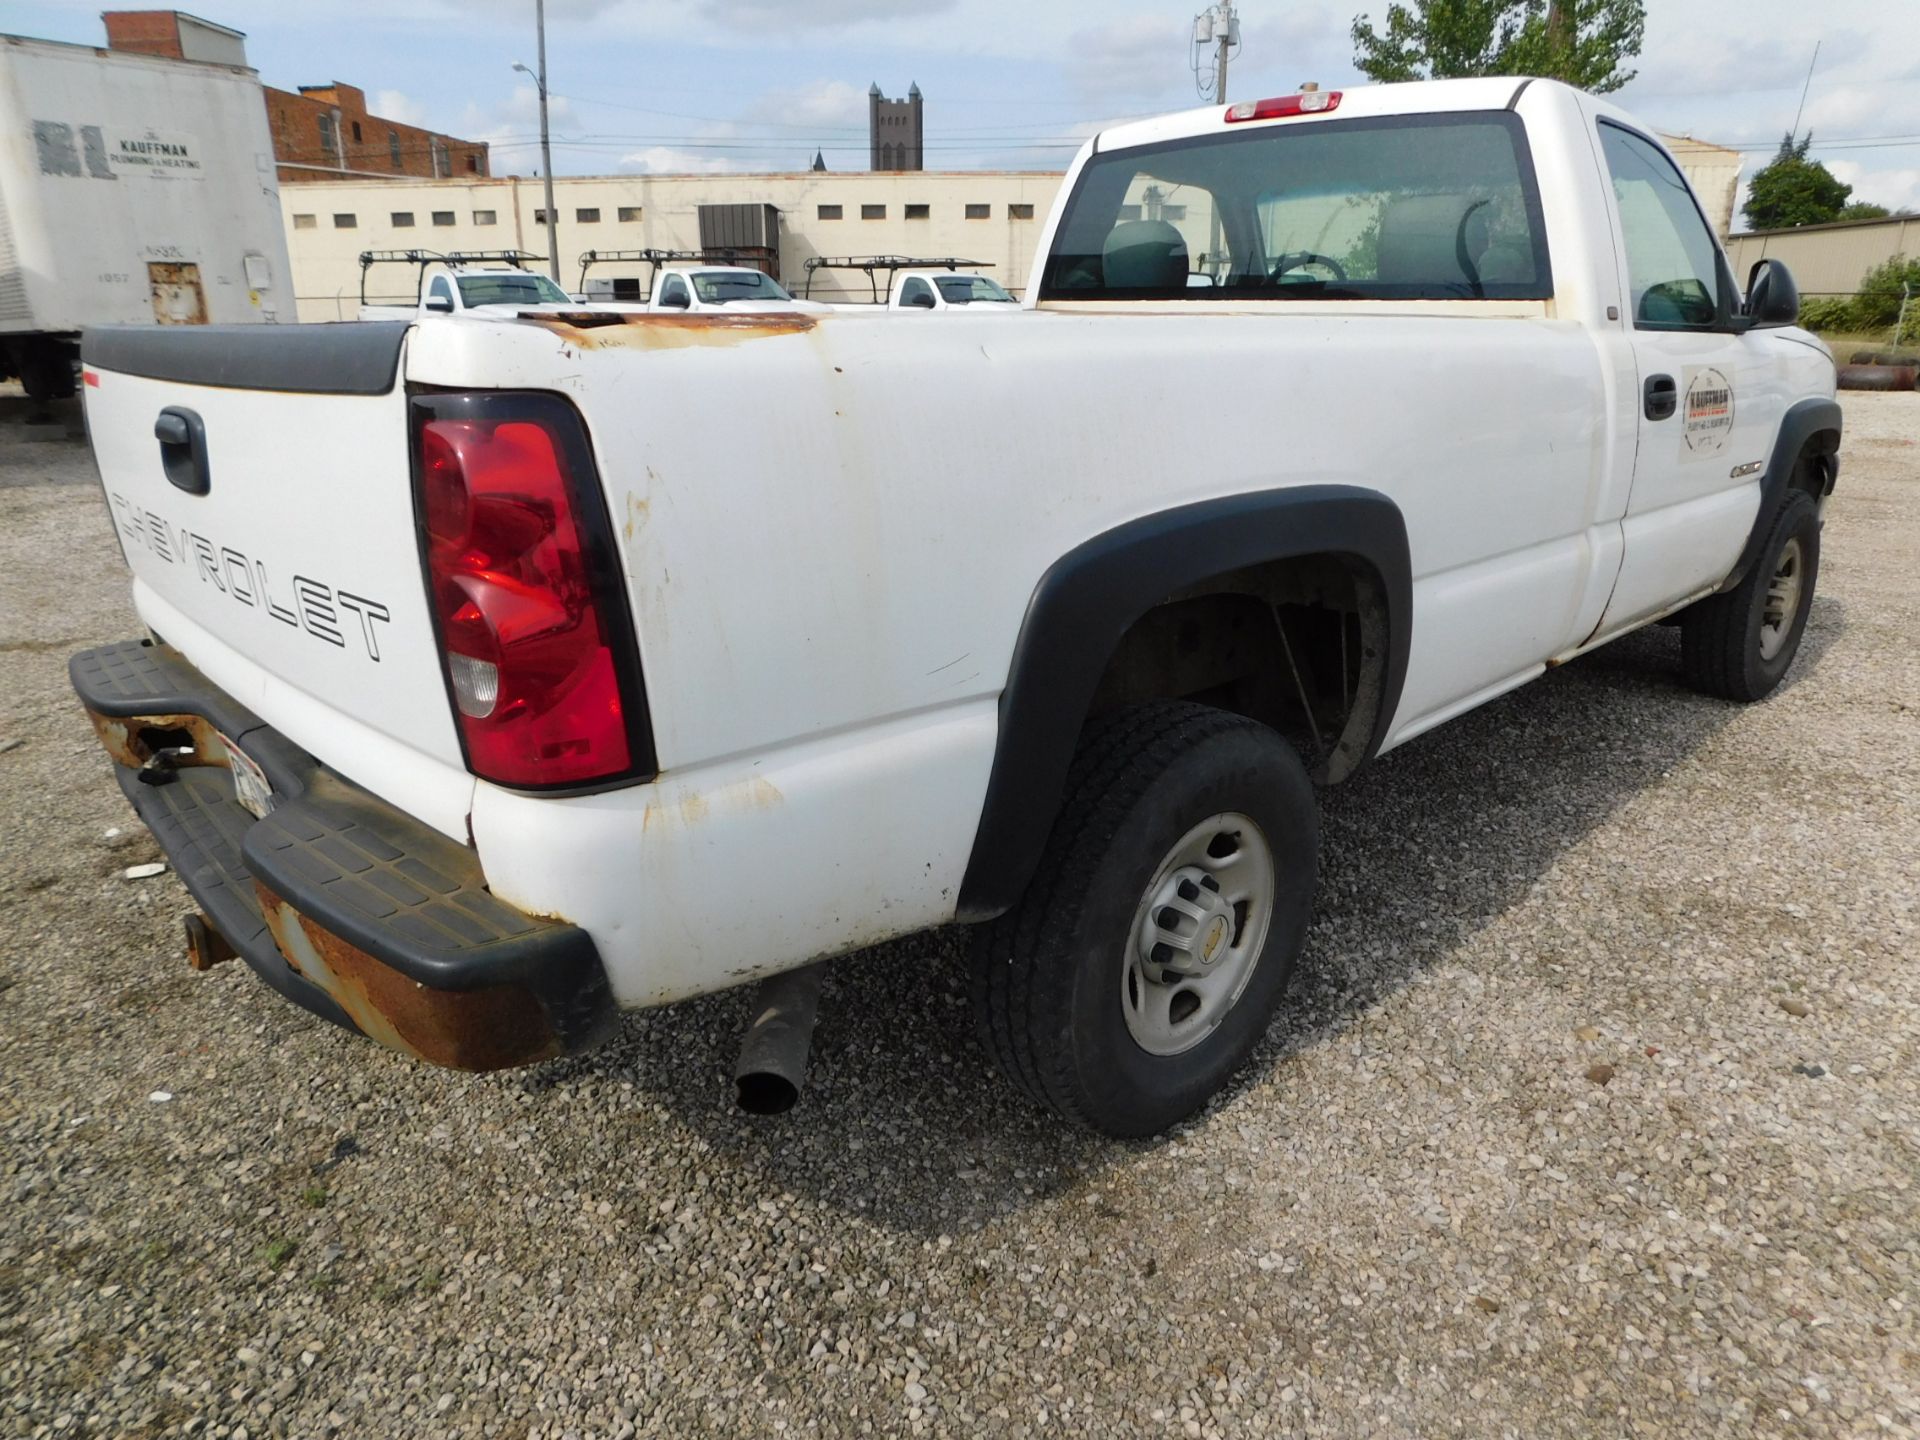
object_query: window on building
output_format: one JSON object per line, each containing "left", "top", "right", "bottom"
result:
{"left": 861, "top": 203, "right": 886, "bottom": 220}
{"left": 817, "top": 204, "right": 843, "bottom": 220}
{"left": 351, "top": 121, "right": 363, "bottom": 144}
{"left": 534, "top": 209, "right": 550, "bottom": 224}
{"left": 1116, "top": 204, "right": 1143, "bottom": 222}
{"left": 1161, "top": 203, "right": 1187, "bottom": 222}
{"left": 965, "top": 203, "right": 991, "bottom": 220}
{"left": 391, "top": 211, "right": 415, "bottom": 227}
{"left": 473, "top": 209, "right": 498, "bottom": 226}
{"left": 317, "top": 113, "right": 338, "bottom": 157}
{"left": 333, "top": 213, "right": 357, "bottom": 229}
{"left": 430, "top": 137, "right": 448, "bottom": 180}
{"left": 1009, "top": 203, "right": 1035, "bottom": 220}
{"left": 467, "top": 155, "right": 480, "bottom": 174}
{"left": 905, "top": 203, "right": 930, "bottom": 219}
{"left": 618, "top": 206, "right": 642, "bottom": 222}
{"left": 292, "top": 213, "right": 317, "bottom": 229}
{"left": 389, "top": 131, "right": 402, "bottom": 169}
{"left": 431, "top": 210, "right": 455, "bottom": 226}
{"left": 576, "top": 207, "right": 600, "bottom": 223}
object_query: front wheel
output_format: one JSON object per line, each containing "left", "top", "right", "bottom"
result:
{"left": 969, "top": 702, "right": 1318, "bottom": 1137}
{"left": 1681, "top": 489, "right": 1821, "bottom": 702}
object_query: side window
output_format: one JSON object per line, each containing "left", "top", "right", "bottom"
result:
{"left": 1598, "top": 124, "right": 1726, "bottom": 331}
{"left": 899, "top": 277, "right": 933, "bottom": 307}
{"left": 427, "top": 275, "right": 454, "bottom": 308}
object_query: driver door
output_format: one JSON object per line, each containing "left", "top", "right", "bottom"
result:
{"left": 1592, "top": 119, "right": 1789, "bottom": 631}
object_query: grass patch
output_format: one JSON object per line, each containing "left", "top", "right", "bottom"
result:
{"left": 261, "top": 1238, "right": 299, "bottom": 1270}
{"left": 299, "top": 1185, "right": 327, "bottom": 1209}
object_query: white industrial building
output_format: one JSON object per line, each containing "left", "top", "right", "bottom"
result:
{"left": 279, "top": 132, "right": 1743, "bottom": 320}
{"left": 282, "top": 171, "right": 1064, "bottom": 318}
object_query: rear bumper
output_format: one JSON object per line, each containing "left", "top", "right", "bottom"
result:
{"left": 70, "top": 638, "right": 616, "bottom": 1071}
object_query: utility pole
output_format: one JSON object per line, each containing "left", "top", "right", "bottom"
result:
{"left": 1213, "top": 9, "right": 1231, "bottom": 102}
{"left": 513, "top": 0, "right": 560, "bottom": 283}
{"left": 1191, "top": 4, "right": 1240, "bottom": 278}
{"left": 1192, "top": 3, "right": 1240, "bottom": 103}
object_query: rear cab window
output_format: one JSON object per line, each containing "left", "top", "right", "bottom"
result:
{"left": 1040, "top": 111, "right": 1552, "bottom": 302}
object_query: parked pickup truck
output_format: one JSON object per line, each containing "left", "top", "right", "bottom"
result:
{"left": 643, "top": 264, "right": 828, "bottom": 314}
{"left": 355, "top": 250, "right": 579, "bottom": 322}
{"left": 73, "top": 77, "right": 1837, "bottom": 1136}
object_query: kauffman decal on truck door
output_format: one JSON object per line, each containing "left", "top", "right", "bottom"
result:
{"left": 1683, "top": 367, "right": 1735, "bottom": 455}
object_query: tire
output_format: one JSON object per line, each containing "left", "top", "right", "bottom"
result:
{"left": 1681, "top": 489, "right": 1821, "bottom": 702}
{"left": 969, "top": 701, "right": 1317, "bottom": 1137}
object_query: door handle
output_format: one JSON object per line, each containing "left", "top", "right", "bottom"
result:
{"left": 154, "top": 406, "right": 211, "bottom": 495}
{"left": 1644, "top": 374, "right": 1677, "bottom": 422}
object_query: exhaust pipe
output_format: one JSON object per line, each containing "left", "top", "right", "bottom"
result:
{"left": 733, "top": 963, "right": 826, "bottom": 1115}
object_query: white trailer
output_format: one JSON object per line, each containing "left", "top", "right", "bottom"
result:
{"left": 0, "top": 33, "right": 290, "bottom": 406}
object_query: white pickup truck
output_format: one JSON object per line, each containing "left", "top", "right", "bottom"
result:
{"left": 73, "top": 78, "right": 1837, "bottom": 1136}
{"left": 355, "top": 251, "right": 577, "bottom": 322}
{"left": 643, "top": 265, "right": 826, "bottom": 314}
{"left": 890, "top": 269, "right": 1017, "bottom": 310}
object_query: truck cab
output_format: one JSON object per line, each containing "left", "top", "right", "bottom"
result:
{"left": 355, "top": 251, "right": 577, "bottom": 322}
{"left": 645, "top": 265, "right": 827, "bottom": 314}
{"left": 890, "top": 269, "right": 1018, "bottom": 311}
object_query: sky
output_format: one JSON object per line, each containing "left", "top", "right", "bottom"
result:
{"left": 12, "top": 0, "right": 1920, "bottom": 219}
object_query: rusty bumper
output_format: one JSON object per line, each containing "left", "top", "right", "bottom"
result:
{"left": 70, "top": 638, "right": 615, "bottom": 1071}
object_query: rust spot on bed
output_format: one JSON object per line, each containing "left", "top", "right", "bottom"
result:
{"left": 525, "top": 311, "right": 818, "bottom": 350}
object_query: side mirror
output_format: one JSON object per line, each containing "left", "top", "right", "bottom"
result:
{"left": 661, "top": 291, "right": 690, "bottom": 310}
{"left": 904, "top": 291, "right": 935, "bottom": 309}
{"left": 1745, "top": 258, "right": 1799, "bottom": 328}
{"left": 424, "top": 293, "right": 454, "bottom": 314}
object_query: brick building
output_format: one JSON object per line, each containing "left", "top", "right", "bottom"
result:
{"left": 263, "top": 82, "right": 489, "bottom": 185}
{"left": 100, "top": 10, "right": 490, "bottom": 184}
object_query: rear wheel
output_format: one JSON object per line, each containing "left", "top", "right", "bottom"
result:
{"left": 1681, "top": 489, "right": 1821, "bottom": 702}
{"left": 969, "top": 701, "right": 1317, "bottom": 1137}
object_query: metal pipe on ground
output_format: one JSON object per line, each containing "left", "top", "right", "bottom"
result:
{"left": 733, "top": 963, "right": 827, "bottom": 1115}
{"left": 1837, "top": 364, "right": 1917, "bottom": 392}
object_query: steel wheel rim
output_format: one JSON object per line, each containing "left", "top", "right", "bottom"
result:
{"left": 1759, "top": 535, "right": 1804, "bottom": 661}
{"left": 1122, "top": 812, "right": 1276, "bottom": 1057}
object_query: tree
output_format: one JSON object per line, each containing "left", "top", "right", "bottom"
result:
{"left": 1351, "top": 0, "right": 1644, "bottom": 93}
{"left": 1838, "top": 202, "right": 1891, "bottom": 221}
{"left": 1742, "top": 133, "right": 1852, "bottom": 232}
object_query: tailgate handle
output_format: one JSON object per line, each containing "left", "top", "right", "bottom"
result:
{"left": 155, "top": 406, "right": 211, "bottom": 496}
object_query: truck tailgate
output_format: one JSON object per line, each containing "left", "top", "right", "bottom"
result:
{"left": 80, "top": 323, "right": 472, "bottom": 837}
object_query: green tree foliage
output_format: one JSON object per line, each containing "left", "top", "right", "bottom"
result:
{"left": 1852, "top": 255, "right": 1920, "bottom": 331}
{"left": 1350, "top": 0, "right": 1644, "bottom": 93}
{"left": 1838, "top": 202, "right": 1891, "bottom": 221}
{"left": 1742, "top": 133, "right": 1853, "bottom": 232}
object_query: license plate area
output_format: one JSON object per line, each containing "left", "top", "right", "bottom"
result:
{"left": 216, "top": 730, "right": 275, "bottom": 819}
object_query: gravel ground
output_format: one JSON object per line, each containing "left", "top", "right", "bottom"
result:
{"left": 2, "top": 385, "right": 1917, "bottom": 1439}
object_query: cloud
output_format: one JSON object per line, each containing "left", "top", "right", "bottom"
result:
{"left": 1827, "top": 161, "right": 1920, "bottom": 215}
{"left": 374, "top": 90, "right": 428, "bottom": 128}
{"left": 1069, "top": 15, "right": 1191, "bottom": 99}
{"left": 699, "top": 0, "right": 957, "bottom": 28}
{"left": 745, "top": 80, "right": 869, "bottom": 132}
{"left": 617, "top": 145, "right": 750, "bottom": 174}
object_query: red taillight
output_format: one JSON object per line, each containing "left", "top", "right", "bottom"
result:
{"left": 415, "top": 401, "right": 641, "bottom": 787}
{"left": 1224, "top": 89, "right": 1341, "bottom": 123}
